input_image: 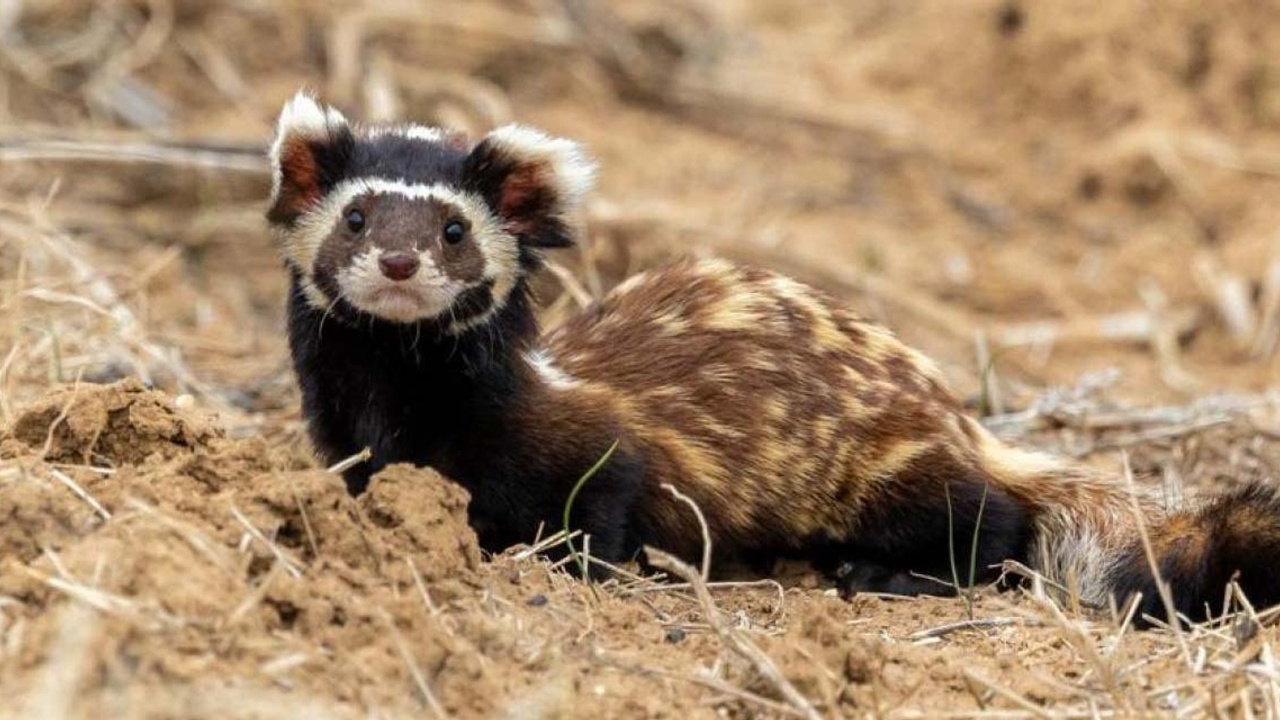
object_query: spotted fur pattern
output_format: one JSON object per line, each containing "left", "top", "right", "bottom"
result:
{"left": 543, "top": 260, "right": 1018, "bottom": 563}
{"left": 270, "top": 94, "right": 1280, "bottom": 624}
{"left": 539, "top": 260, "right": 1280, "bottom": 621}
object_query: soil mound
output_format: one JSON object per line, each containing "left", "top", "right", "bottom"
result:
{"left": 0, "top": 383, "right": 503, "bottom": 718}
{"left": 1, "top": 379, "right": 221, "bottom": 466}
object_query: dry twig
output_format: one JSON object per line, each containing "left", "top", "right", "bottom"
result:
{"left": 645, "top": 547, "right": 822, "bottom": 720}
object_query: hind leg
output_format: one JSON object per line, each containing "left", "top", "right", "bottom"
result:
{"left": 818, "top": 452, "right": 1035, "bottom": 598}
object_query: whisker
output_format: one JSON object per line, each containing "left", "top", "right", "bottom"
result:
{"left": 317, "top": 293, "right": 342, "bottom": 341}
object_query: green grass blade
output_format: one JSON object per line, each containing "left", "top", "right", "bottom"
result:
{"left": 945, "top": 483, "right": 961, "bottom": 598}
{"left": 967, "top": 481, "right": 991, "bottom": 590}
{"left": 562, "top": 438, "right": 620, "bottom": 581}
{"left": 967, "top": 481, "right": 991, "bottom": 620}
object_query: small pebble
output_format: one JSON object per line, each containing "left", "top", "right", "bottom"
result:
{"left": 527, "top": 594, "right": 548, "bottom": 607}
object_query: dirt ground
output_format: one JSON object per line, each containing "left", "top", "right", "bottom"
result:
{"left": 2, "top": 1, "right": 1280, "bottom": 718}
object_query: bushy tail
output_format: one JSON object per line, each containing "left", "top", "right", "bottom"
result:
{"left": 1104, "top": 482, "right": 1280, "bottom": 623}
{"left": 975, "top": 427, "right": 1280, "bottom": 624}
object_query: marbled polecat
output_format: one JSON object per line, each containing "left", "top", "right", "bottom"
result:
{"left": 267, "top": 92, "right": 1280, "bottom": 623}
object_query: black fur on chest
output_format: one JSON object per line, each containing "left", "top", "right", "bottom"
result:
{"left": 285, "top": 274, "right": 646, "bottom": 564}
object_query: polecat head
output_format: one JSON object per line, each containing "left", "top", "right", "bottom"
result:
{"left": 266, "top": 91, "right": 595, "bottom": 331}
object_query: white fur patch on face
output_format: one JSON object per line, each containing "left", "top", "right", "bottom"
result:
{"left": 484, "top": 125, "right": 597, "bottom": 206}
{"left": 286, "top": 178, "right": 522, "bottom": 326}
{"left": 365, "top": 125, "right": 448, "bottom": 143}
{"left": 269, "top": 91, "right": 348, "bottom": 204}
{"left": 336, "top": 248, "right": 465, "bottom": 323}
{"left": 297, "top": 273, "right": 332, "bottom": 311}
{"left": 286, "top": 178, "right": 509, "bottom": 268}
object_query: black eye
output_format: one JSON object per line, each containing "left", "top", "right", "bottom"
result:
{"left": 345, "top": 208, "right": 365, "bottom": 233}
{"left": 443, "top": 221, "right": 466, "bottom": 245}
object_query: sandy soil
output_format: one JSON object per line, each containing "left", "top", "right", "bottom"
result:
{"left": 2, "top": 1, "right": 1280, "bottom": 718}
{"left": 1, "top": 380, "right": 1267, "bottom": 719}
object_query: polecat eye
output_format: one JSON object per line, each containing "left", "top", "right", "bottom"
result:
{"left": 345, "top": 208, "right": 365, "bottom": 233}
{"left": 443, "top": 220, "right": 466, "bottom": 245}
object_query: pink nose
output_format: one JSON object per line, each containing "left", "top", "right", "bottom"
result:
{"left": 378, "top": 252, "right": 420, "bottom": 281}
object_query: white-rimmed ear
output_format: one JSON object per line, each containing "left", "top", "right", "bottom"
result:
{"left": 267, "top": 91, "right": 354, "bottom": 226}
{"left": 461, "top": 125, "right": 596, "bottom": 248}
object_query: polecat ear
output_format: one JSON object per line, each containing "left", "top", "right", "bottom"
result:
{"left": 462, "top": 125, "right": 596, "bottom": 248}
{"left": 267, "top": 92, "right": 355, "bottom": 226}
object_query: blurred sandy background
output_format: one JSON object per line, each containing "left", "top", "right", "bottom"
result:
{"left": 2, "top": 0, "right": 1279, "bottom": 429}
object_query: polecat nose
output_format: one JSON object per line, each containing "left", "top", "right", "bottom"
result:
{"left": 378, "top": 252, "right": 420, "bottom": 281}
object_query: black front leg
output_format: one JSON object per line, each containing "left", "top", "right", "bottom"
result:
{"left": 288, "top": 278, "right": 412, "bottom": 496}
{"left": 464, "top": 448, "right": 646, "bottom": 577}
{"left": 294, "top": 348, "right": 376, "bottom": 494}
{"left": 559, "top": 460, "right": 645, "bottom": 578}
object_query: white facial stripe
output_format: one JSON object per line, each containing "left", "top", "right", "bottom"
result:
{"left": 297, "top": 273, "right": 333, "bottom": 312}
{"left": 283, "top": 179, "right": 469, "bottom": 271}
{"left": 364, "top": 125, "right": 448, "bottom": 143}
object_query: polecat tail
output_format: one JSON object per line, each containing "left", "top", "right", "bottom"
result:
{"left": 973, "top": 424, "right": 1280, "bottom": 623}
